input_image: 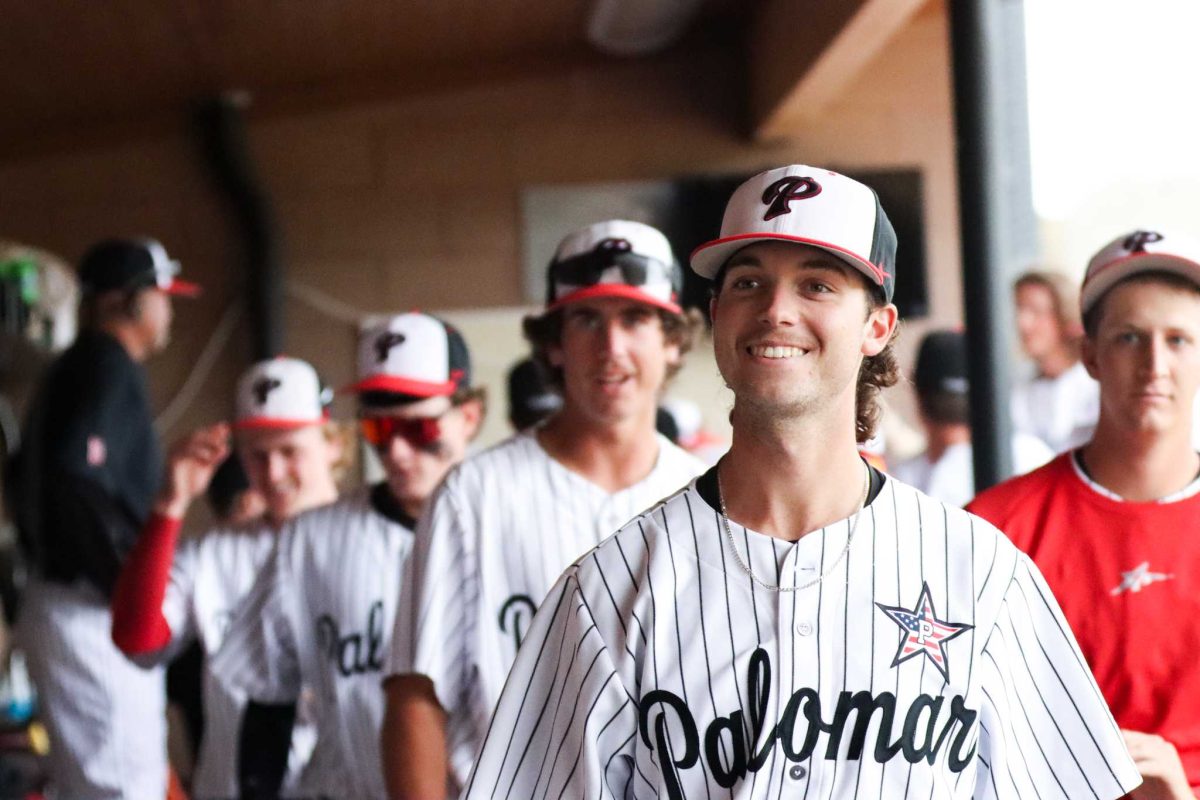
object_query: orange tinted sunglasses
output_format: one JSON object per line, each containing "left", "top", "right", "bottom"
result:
{"left": 358, "top": 416, "right": 442, "bottom": 449}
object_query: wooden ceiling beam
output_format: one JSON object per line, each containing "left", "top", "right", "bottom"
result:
{"left": 751, "top": 0, "right": 927, "bottom": 141}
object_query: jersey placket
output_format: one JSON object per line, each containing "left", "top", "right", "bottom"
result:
{"left": 773, "top": 534, "right": 828, "bottom": 793}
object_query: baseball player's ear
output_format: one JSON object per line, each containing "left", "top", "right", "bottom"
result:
{"left": 1080, "top": 336, "right": 1101, "bottom": 380}
{"left": 860, "top": 302, "right": 898, "bottom": 357}
{"left": 322, "top": 424, "right": 346, "bottom": 467}
{"left": 458, "top": 397, "right": 485, "bottom": 439}
{"left": 546, "top": 343, "right": 565, "bottom": 367}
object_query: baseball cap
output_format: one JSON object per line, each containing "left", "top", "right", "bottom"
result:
{"left": 78, "top": 238, "right": 201, "bottom": 297}
{"left": 234, "top": 357, "right": 330, "bottom": 430}
{"left": 507, "top": 358, "right": 561, "bottom": 430}
{"left": 545, "top": 220, "right": 683, "bottom": 315}
{"left": 1081, "top": 229, "right": 1200, "bottom": 315}
{"left": 914, "top": 330, "right": 969, "bottom": 397}
{"left": 690, "top": 165, "right": 897, "bottom": 302}
{"left": 343, "top": 312, "right": 470, "bottom": 397}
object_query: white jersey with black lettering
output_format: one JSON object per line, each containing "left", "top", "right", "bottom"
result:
{"left": 155, "top": 523, "right": 314, "bottom": 799}
{"left": 463, "top": 470, "right": 1141, "bottom": 800}
{"left": 211, "top": 485, "right": 414, "bottom": 800}
{"left": 387, "top": 431, "right": 704, "bottom": 791}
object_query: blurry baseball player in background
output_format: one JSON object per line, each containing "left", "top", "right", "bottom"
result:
{"left": 462, "top": 166, "right": 1140, "bottom": 798}
{"left": 1010, "top": 269, "right": 1098, "bottom": 453}
{"left": 971, "top": 229, "right": 1200, "bottom": 799}
{"left": 891, "top": 330, "right": 1052, "bottom": 507}
{"left": 109, "top": 357, "right": 342, "bottom": 799}
{"left": 213, "top": 312, "right": 483, "bottom": 799}
{"left": 10, "top": 238, "right": 197, "bottom": 798}
{"left": 382, "top": 220, "right": 705, "bottom": 798}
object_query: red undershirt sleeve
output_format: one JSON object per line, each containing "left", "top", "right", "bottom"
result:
{"left": 111, "top": 512, "right": 182, "bottom": 655}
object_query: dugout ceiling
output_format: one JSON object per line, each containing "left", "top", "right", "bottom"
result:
{"left": 0, "top": 0, "right": 930, "bottom": 158}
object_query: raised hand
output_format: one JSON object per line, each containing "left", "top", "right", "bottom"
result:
{"left": 154, "top": 422, "right": 232, "bottom": 519}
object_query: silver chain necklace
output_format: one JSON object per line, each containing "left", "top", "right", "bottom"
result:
{"left": 717, "top": 462, "right": 871, "bottom": 593}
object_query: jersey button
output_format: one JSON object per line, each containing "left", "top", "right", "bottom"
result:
{"left": 795, "top": 621, "right": 814, "bottom": 636}
{"left": 789, "top": 764, "right": 808, "bottom": 780}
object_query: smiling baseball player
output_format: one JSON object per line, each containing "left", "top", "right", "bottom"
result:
{"left": 109, "top": 356, "right": 340, "bottom": 799}
{"left": 211, "top": 312, "right": 483, "bottom": 799}
{"left": 460, "top": 166, "right": 1141, "bottom": 799}
{"left": 970, "top": 229, "right": 1200, "bottom": 798}
{"left": 382, "top": 220, "right": 705, "bottom": 798}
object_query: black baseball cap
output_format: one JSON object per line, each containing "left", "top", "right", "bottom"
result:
{"left": 78, "top": 238, "right": 200, "bottom": 297}
{"left": 914, "top": 330, "right": 969, "bottom": 396}
{"left": 507, "top": 358, "right": 561, "bottom": 429}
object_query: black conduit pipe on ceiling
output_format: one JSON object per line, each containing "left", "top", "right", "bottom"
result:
{"left": 193, "top": 93, "right": 283, "bottom": 360}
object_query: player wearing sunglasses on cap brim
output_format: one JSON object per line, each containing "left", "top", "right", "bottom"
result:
{"left": 209, "top": 313, "right": 484, "bottom": 800}
{"left": 381, "top": 220, "right": 707, "bottom": 800}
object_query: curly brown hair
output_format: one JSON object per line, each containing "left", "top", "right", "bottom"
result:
{"left": 854, "top": 297, "right": 900, "bottom": 443}
{"left": 522, "top": 306, "right": 703, "bottom": 391}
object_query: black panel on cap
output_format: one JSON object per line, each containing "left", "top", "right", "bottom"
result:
{"left": 78, "top": 239, "right": 158, "bottom": 293}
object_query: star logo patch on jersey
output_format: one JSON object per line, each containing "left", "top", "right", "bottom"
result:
{"left": 1110, "top": 561, "right": 1174, "bottom": 596}
{"left": 877, "top": 582, "right": 972, "bottom": 682}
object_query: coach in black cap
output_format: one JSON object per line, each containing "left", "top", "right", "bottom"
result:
{"left": 9, "top": 237, "right": 197, "bottom": 798}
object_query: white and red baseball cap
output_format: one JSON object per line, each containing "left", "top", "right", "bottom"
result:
{"left": 690, "top": 165, "right": 897, "bottom": 302}
{"left": 545, "top": 220, "right": 683, "bottom": 315}
{"left": 1081, "top": 229, "right": 1200, "bottom": 315}
{"left": 234, "top": 357, "right": 330, "bottom": 430}
{"left": 343, "top": 312, "right": 470, "bottom": 398}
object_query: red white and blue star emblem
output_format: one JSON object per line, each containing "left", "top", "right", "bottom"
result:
{"left": 877, "top": 582, "right": 972, "bottom": 682}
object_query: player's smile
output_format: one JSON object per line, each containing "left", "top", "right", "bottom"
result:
{"left": 743, "top": 339, "right": 814, "bottom": 362}
{"left": 711, "top": 241, "right": 892, "bottom": 417}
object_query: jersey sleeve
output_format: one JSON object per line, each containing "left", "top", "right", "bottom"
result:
{"left": 209, "top": 531, "right": 302, "bottom": 704}
{"left": 386, "top": 476, "right": 475, "bottom": 711}
{"left": 461, "top": 570, "right": 638, "bottom": 800}
{"left": 973, "top": 553, "right": 1141, "bottom": 799}
{"left": 160, "top": 531, "right": 200, "bottom": 652}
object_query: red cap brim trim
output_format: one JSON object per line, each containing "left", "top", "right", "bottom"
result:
{"left": 166, "top": 278, "right": 202, "bottom": 298}
{"left": 233, "top": 415, "right": 327, "bottom": 431}
{"left": 340, "top": 374, "right": 459, "bottom": 397}
{"left": 547, "top": 284, "right": 683, "bottom": 315}
{"left": 1081, "top": 252, "right": 1200, "bottom": 313}
{"left": 690, "top": 233, "right": 891, "bottom": 285}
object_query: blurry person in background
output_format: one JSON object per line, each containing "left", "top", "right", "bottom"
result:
{"left": 212, "top": 313, "right": 485, "bottom": 800}
{"left": 381, "top": 220, "right": 704, "bottom": 799}
{"left": 8, "top": 238, "right": 198, "bottom": 798}
{"left": 891, "top": 329, "right": 1052, "bottom": 507}
{"left": 1011, "top": 269, "right": 1099, "bottom": 452}
{"left": 505, "top": 357, "right": 560, "bottom": 432}
{"left": 111, "top": 357, "right": 343, "bottom": 799}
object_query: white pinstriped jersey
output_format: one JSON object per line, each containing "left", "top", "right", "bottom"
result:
{"left": 211, "top": 486, "right": 414, "bottom": 800}
{"left": 463, "top": 471, "right": 1141, "bottom": 800}
{"left": 387, "top": 431, "right": 704, "bottom": 791}
{"left": 153, "top": 523, "right": 314, "bottom": 800}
